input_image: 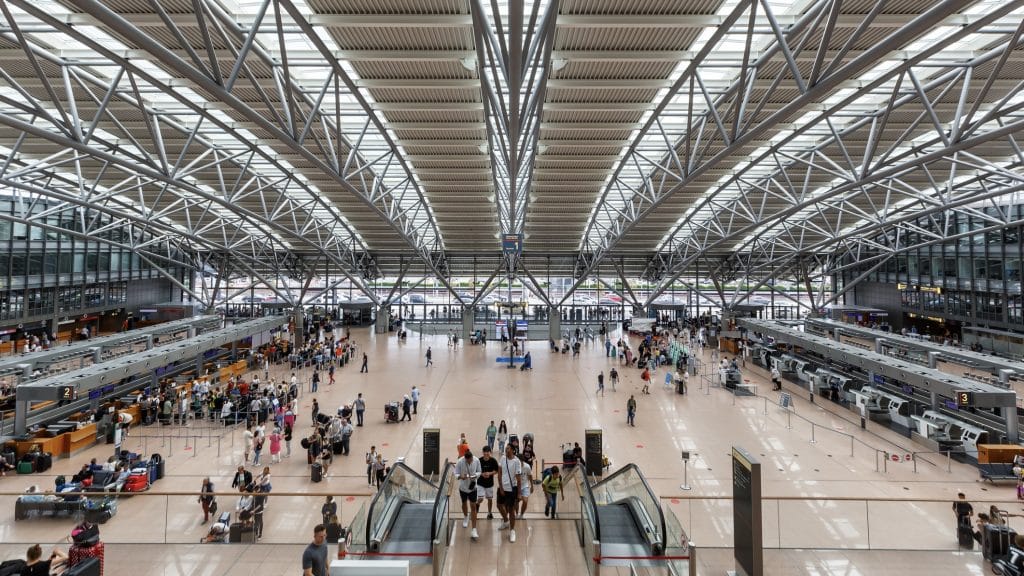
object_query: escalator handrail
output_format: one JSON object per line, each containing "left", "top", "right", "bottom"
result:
{"left": 365, "top": 461, "right": 439, "bottom": 548}
{"left": 589, "top": 463, "right": 666, "bottom": 550}
{"left": 430, "top": 459, "right": 453, "bottom": 543}
{"left": 580, "top": 467, "right": 601, "bottom": 542}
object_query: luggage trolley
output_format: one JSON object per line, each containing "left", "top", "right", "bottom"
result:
{"left": 384, "top": 402, "right": 400, "bottom": 423}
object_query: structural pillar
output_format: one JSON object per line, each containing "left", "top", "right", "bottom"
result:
{"left": 874, "top": 338, "right": 883, "bottom": 354}
{"left": 927, "top": 351, "right": 940, "bottom": 369}
{"left": 293, "top": 307, "right": 305, "bottom": 348}
{"left": 999, "top": 369, "right": 1013, "bottom": 386}
{"left": 1006, "top": 407, "right": 1019, "bottom": 443}
{"left": 549, "top": 306, "right": 561, "bottom": 341}
{"left": 375, "top": 305, "right": 390, "bottom": 334}
{"left": 462, "top": 308, "right": 474, "bottom": 339}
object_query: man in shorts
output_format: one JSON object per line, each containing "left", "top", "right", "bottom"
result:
{"left": 477, "top": 446, "right": 500, "bottom": 521}
{"left": 455, "top": 449, "right": 482, "bottom": 540}
{"left": 498, "top": 444, "right": 523, "bottom": 543}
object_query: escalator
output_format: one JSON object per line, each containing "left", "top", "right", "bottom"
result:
{"left": 345, "top": 460, "right": 454, "bottom": 573}
{"left": 578, "top": 464, "right": 694, "bottom": 575}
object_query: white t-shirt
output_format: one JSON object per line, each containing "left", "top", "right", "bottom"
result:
{"left": 498, "top": 455, "right": 522, "bottom": 492}
{"left": 455, "top": 457, "right": 481, "bottom": 493}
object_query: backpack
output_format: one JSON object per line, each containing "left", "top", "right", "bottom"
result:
{"left": 55, "top": 475, "right": 66, "bottom": 488}
{"left": 0, "top": 559, "right": 26, "bottom": 576}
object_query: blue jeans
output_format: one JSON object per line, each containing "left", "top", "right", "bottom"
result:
{"left": 627, "top": 409, "right": 635, "bottom": 426}
{"left": 487, "top": 436, "right": 495, "bottom": 450}
{"left": 545, "top": 492, "right": 558, "bottom": 516}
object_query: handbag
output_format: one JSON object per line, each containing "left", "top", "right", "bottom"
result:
{"left": 209, "top": 499, "right": 218, "bottom": 514}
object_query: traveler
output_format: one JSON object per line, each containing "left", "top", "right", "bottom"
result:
{"left": 771, "top": 366, "right": 782, "bottom": 391}
{"left": 425, "top": 347, "right": 433, "bottom": 367}
{"left": 339, "top": 419, "right": 353, "bottom": 456}
{"left": 199, "top": 477, "right": 215, "bottom": 523}
{"left": 366, "top": 446, "right": 378, "bottom": 487}
{"left": 242, "top": 424, "right": 254, "bottom": 463}
{"left": 496, "top": 420, "right": 508, "bottom": 453}
{"left": 486, "top": 421, "right": 497, "bottom": 451}
{"left": 22, "top": 544, "right": 66, "bottom": 576}
{"left": 596, "top": 371, "right": 605, "bottom": 397}
{"left": 640, "top": 368, "right": 651, "bottom": 395}
{"left": 231, "top": 466, "right": 253, "bottom": 491}
{"left": 609, "top": 367, "right": 618, "bottom": 391}
{"left": 311, "top": 399, "right": 320, "bottom": 427}
{"left": 321, "top": 496, "right": 337, "bottom": 526}
{"left": 497, "top": 444, "right": 523, "bottom": 542}
{"left": 477, "top": 446, "right": 499, "bottom": 520}
{"left": 252, "top": 433, "right": 264, "bottom": 466}
{"left": 518, "top": 461, "right": 532, "bottom": 519}
{"left": 953, "top": 492, "right": 974, "bottom": 527}
{"left": 361, "top": 353, "right": 368, "bottom": 373}
{"left": 627, "top": 395, "right": 636, "bottom": 427}
{"left": 301, "top": 524, "right": 329, "bottom": 576}
{"left": 411, "top": 386, "right": 420, "bottom": 414}
{"left": 400, "top": 395, "right": 413, "bottom": 421}
{"left": 311, "top": 371, "right": 319, "bottom": 393}
{"left": 354, "top": 393, "right": 366, "bottom": 426}
{"left": 457, "top": 433, "right": 470, "bottom": 458}
{"left": 284, "top": 424, "right": 293, "bottom": 458}
{"left": 269, "top": 428, "right": 283, "bottom": 463}
{"left": 456, "top": 449, "right": 482, "bottom": 540}
{"left": 542, "top": 466, "right": 565, "bottom": 518}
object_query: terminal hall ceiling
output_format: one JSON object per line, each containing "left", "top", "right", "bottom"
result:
{"left": 0, "top": 0, "right": 1022, "bottom": 304}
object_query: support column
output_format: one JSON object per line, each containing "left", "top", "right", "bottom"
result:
{"left": 375, "top": 305, "right": 390, "bottom": 334}
{"left": 1006, "top": 407, "right": 1019, "bottom": 444}
{"left": 14, "top": 399, "right": 28, "bottom": 436}
{"left": 927, "top": 351, "right": 940, "bottom": 369}
{"left": 930, "top": 391, "right": 939, "bottom": 410}
{"left": 146, "top": 335, "right": 154, "bottom": 350}
{"left": 462, "top": 308, "right": 474, "bottom": 340}
{"left": 874, "top": 338, "right": 883, "bottom": 354}
{"left": 549, "top": 306, "right": 560, "bottom": 341}
{"left": 999, "top": 369, "right": 1013, "bottom": 386}
{"left": 293, "top": 307, "right": 305, "bottom": 348}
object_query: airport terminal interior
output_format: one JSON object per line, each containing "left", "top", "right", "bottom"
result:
{"left": 0, "top": 0, "right": 1023, "bottom": 575}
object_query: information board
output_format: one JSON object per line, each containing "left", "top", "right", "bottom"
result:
{"left": 585, "top": 429, "right": 603, "bottom": 477}
{"left": 778, "top": 392, "right": 792, "bottom": 409}
{"left": 732, "top": 446, "right": 763, "bottom": 576}
{"left": 501, "top": 233, "right": 523, "bottom": 254}
{"left": 422, "top": 428, "right": 440, "bottom": 477}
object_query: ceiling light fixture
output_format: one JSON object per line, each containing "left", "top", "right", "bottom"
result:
{"left": 550, "top": 58, "right": 568, "bottom": 71}
{"left": 460, "top": 56, "right": 478, "bottom": 71}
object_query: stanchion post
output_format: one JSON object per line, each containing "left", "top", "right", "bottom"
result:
{"left": 810, "top": 423, "right": 816, "bottom": 444}
{"left": 688, "top": 542, "right": 697, "bottom": 576}
{"left": 763, "top": 397, "right": 768, "bottom": 415}
{"left": 786, "top": 410, "right": 792, "bottom": 429}
{"left": 680, "top": 451, "right": 691, "bottom": 491}
{"left": 850, "top": 436, "right": 854, "bottom": 457}
{"left": 913, "top": 453, "right": 918, "bottom": 474}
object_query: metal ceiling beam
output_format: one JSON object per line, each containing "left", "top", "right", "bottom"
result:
{"left": 567, "top": 0, "right": 1020, "bottom": 305}
{"left": 60, "top": 0, "right": 457, "bottom": 298}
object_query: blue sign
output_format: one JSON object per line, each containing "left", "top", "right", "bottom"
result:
{"left": 901, "top": 385, "right": 913, "bottom": 395}
{"left": 88, "top": 389, "right": 102, "bottom": 400}
{"left": 102, "top": 384, "right": 115, "bottom": 394}
{"left": 873, "top": 375, "right": 884, "bottom": 385}
{"left": 501, "top": 233, "right": 523, "bottom": 254}
{"left": 944, "top": 399, "right": 958, "bottom": 410}
{"left": 515, "top": 320, "right": 528, "bottom": 329}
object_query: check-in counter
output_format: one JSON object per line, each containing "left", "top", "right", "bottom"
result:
{"left": 65, "top": 423, "right": 98, "bottom": 455}
{"left": 977, "top": 444, "right": 1024, "bottom": 464}
{"left": 13, "top": 434, "right": 63, "bottom": 458}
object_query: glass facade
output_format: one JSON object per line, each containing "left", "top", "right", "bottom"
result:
{"left": 0, "top": 196, "right": 184, "bottom": 325}
{"left": 843, "top": 203, "right": 1024, "bottom": 329}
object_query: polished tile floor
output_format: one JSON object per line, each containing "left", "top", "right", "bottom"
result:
{"left": 0, "top": 325, "right": 1016, "bottom": 574}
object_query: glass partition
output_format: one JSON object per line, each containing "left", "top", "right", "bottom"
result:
{"left": 589, "top": 464, "right": 666, "bottom": 552}
{"left": 365, "top": 461, "right": 438, "bottom": 548}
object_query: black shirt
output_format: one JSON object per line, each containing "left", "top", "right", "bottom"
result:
{"left": 954, "top": 501, "right": 973, "bottom": 517}
{"left": 478, "top": 456, "right": 499, "bottom": 488}
{"left": 25, "top": 560, "right": 51, "bottom": 576}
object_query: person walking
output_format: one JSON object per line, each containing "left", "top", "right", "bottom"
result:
{"left": 252, "top": 433, "right": 264, "bottom": 466}
{"left": 366, "top": 446, "right": 378, "bottom": 487}
{"left": 542, "top": 466, "right": 565, "bottom": 519}
{"left": 269, "top": 428, "right": 283, "bottom": 463}
{"left": 302, "top": 524, "right": 329, "bottom": 576}
{"left": 284, "top": 423, "right": 293, "bottom": 458}
{"left": 242, "top": 424, "right": 254, "bottom": 463}
{"left": 486, "top": 420, "right": 497, "bottom": 451}
{"left": 497, "top": 444, "right": 523, "bottom": 543}
{"left": 477, "top": 446, "right": 499, "bottom": 520}
{"left": 627, "top": 395, "right": 637, "bottom": 427}
{"left": 199, "top": 477, "right": 215, "bottom": 523}
{"left": 411, "top": 386, "right": 420, "bottom": 414}
{"left": 311, "top": 371, "right": 320, "bottom": 393}
{"left": 311, "top": 399, "right": 320, "bottom": 428}
{"left": 456, "top": 449, "right": 482, "bottom": 540}
{"left": 328, "top": 364, "right": 335, "bottom": 386}
{"left": 400, "top": 395, "right": 413, "bottom": 421}
{"left": 771, "top": 365, "right": 782, "bottom": 391}
{"left": 596, "top": 371, "right": 605, "bottom": 397}
{"left": 609, "top": 367, "right": 618, "bottom": 392}
{"left": 321, "top": 496, "right": 337, "bottom": 527}
{"left": 354, "top": 393, "right": 366, "bottom": 426}
{"left": 496, "top": 420, "right": 508, "bottom": 454}
{"left": 425, "top": 347, "right": 433, "bottom": 367}
{"left": 373, "top": 453, "right": 387, "bottom": 489}
{"left": 360, "top": 353, "right": 368, "bottom": 373}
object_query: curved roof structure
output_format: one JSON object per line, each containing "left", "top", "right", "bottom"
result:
{"left": 0, "top": 0, "right": 1022, "bottom": 306}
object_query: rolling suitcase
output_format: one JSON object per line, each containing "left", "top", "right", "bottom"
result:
{"left": 17, "top": 461, "right": 33, "bottom": 474}
{"left": 151, "top": 454, "right": 165, "bottom": 480}
{"left": 69, "top": 541, "right": 104, "bottom": 576}
{"left": 332, "top": 438, "right": 344, "bottom": 455}
{"left": 958, "top": 522, "right": 975, "bottom": 549}
{"left": 311, "top": 462, "right": 323, "bottom": 483}
{"left": 37, "top": 452, "right": 52, "bottom": 472}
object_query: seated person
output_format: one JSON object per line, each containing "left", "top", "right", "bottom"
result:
{"left": 201, "top": 520, "right": 229, "bottom": 543}
{"left": 23, "top": 544, "right": 67, "bottom": 576}
{"left": 88, "top": 458, "right": 104, "bottom": 472}
{"left": 0, "top": 453, "right": 15, "bottom": 475}
{"left": 71, "top": 464, "right": 93, "bottom": 484}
